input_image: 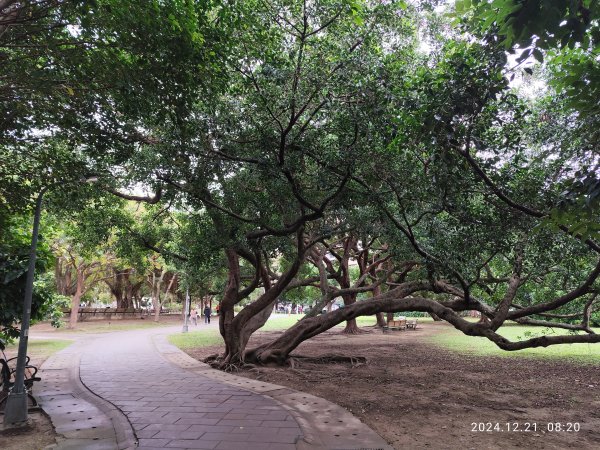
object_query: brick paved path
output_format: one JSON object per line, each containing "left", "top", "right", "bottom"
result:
{"left": 78, "top": 328, "right": 303, "bottom": 450}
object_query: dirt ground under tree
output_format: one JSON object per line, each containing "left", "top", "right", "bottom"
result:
{"left": 184, "top": 321, "right": 600, "bottom": 450}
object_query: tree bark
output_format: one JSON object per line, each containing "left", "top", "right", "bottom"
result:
{"left": 373, "top": 285, "right": 386, "bottom": 327}
{"left": 341, "top": 293, "right": 360, "bottom": 333}
{"left": 217, "top": 237, "right": 305, "bottom": 367}
{"left": 151, "top": 269, "right": 167, "bottom": 322}
{"left": 68, "top": 267, "right": 85, "bottom": 329}
{"left": 55, "top": 257, "right": 74, "bottom": 296}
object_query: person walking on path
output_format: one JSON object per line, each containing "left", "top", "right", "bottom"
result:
{"left": 204, "top": 304, "right": 211, "bottom": 324}
{"left": 190, "top": 308, "right": 198, "bottom": 326}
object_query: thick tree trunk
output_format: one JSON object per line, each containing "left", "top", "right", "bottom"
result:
{"left": 150, "top": 269, "right": 167, "bottom": 322}
{"left": 341, "top": 294, "right": 360, "bottom": 333}
{"left": 221, "top": 289, "right": 279, "bottom": 366}
{"left": 68, "top": 269, "right": 84, "bottom": 329}
{"left": 218, "top": 248, "right": 243, "bottom": 364}
{"left": 217, "top": 241, "right": 305, "bottom": 367}
{"left": 430, "top": 313, "right": 443, "bottom": 321}
{"left": 123, "top": 284, "right": 133, "bottom": 309}
{"left": 153, "top": 292, "right": 161, "bottom": 322}
{"left": 152, "top": 281, "right": 161, "bottom": 322}
{"left": 373, "top": 285, "right": 386, "bottom": 327}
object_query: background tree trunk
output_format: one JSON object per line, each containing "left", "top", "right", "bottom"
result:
{"left": 68, "top": 267, "right": 85, "bottom": 329}
{"left": 372, "top": 285, "right": 386, "bottom": 327}
{"left": 341, "top": 293, "right": 360, "bottom": 333}
{"left": 151, "top": 269, "right": 167, "bottom": 322}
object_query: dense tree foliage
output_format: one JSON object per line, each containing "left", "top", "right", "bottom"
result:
{"left": 2, "top": 0, "right": 599, "bottom": 365}
{"left": 459, "top": 0, "right": 600, "bottom": 246}
{"left": 0, "top": 213, "right": 66, "bottom": 339}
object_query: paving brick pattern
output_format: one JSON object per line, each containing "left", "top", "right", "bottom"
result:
{"left": 78, "top": 329, "right": 303, "bottom": 450}
{"left": 37, "top": 339, "right": 132, "bottom": 449}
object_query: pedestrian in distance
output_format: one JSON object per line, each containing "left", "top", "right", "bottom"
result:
{"left": 204, "top": 304, "right": 211, "bottom": 324}
{"left": 190, "top": 308, "right": 198, "bottom": 326}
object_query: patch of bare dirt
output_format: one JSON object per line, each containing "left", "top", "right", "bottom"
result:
{"left": 0, "top": 411, "right": 56, "bottom": 450}
{"left": 184, "top": 322, "right": 600, "bottom": 449}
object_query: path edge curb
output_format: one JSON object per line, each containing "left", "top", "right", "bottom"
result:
{"left": 38, "top": 339, "right": 138, "bottom": 450}
{"left": 75, "top": 357, "right": 138, "bottom": 449}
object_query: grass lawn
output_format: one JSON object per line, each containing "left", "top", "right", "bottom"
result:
{"left": 262, "top": 314, "right": 385, "bottom": 330}
{"left": 168, "top": 313, "right": 403, "bottom": 349}
{"left": 51, "top": 320, "right": 174, "bottom": 334}
{"left": 25, "top": 339, "right": 74, "bottom": 358}
{"left": 168, "top": 328, "right": 224, "bottom": 349}
{"left": 428, "top": 323, "right": 600, "bottom": 364}
{"left": 3, "top": 339, "right": 74, "bottom": 366}
{"left": 260, "top": 313, "right": 435, "bottom": 330}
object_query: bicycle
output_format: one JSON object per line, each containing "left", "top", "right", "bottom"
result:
{"left": 0, "top": 338, "right": 41, "bottom": 413}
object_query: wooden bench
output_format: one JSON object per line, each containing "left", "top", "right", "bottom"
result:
{"left": 406, "top": 318, "right": 418, "bottom": 329}
{"left": 382, "top": 319, "right": 406, "bottom": 333}
{"left": 0, "top": 340, "right": 41, "bottom": 413}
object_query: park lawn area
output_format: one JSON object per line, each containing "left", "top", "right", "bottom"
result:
{"left": 3, "top": 339, "right": 73, "bottom": 366}
{"left": 25, "top": 339, "right": 73, "bottom": 359}
{"left": 261, "top": 314, "right": 434, "bottom": 330}
{"left": 169, "top": 314, "right": 302, "bottom": 348}
{"left": 168, "top": 314, "right": 403, "bottom": 349}
{"left": 263, "top": 314, "right": 382, "bottom": 330}
{"left": 35, "top": 318, "right": 177, "bottom": 334}
{"left": 428, "top": 322, "right": 600, "bottom": 364}
{"left": 168, "top": 328, "right": 223, "bottom": 349}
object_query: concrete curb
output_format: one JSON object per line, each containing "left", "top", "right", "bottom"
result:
{"left": 153, "top": 332, "right": 393, "bottom": 450}
{"left": 37, "top": 338, "right": 137, "bottom": 450}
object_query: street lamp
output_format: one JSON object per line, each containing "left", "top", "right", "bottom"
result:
{"left": 3, "top": 176, "right": 97, "bottom": 425}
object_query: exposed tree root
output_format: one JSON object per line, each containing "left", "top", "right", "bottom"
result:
{"left": 203, "top": 353, "right": 262, "bottom": 372}
{"left": 340, "top": 326, "right": 371, "bottom": 335}
{"left": 219, "top": 363, "right": 241, "bottom": 372}
{"left": 288, "top": 354, "right": 367, "bottom": 368}
{"left": 203, "top": 353, "right": 221, "bottom": 363}
{"left": 246, "top": 367, "right": 263, "bottom": 380}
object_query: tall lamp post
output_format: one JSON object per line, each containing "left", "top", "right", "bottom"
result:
{"left": 4, "top": 177, "right": 97, "bottom": 425}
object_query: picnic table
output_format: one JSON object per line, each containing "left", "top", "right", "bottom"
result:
{"left": 406, "top": 318, "right": 418, "bottom": 329}
{"left": 382, "top": 317, "right": 418, "bottom": 333}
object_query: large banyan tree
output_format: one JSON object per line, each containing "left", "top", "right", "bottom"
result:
{"left": 109, "top": 1, "right": 599, "bottom": 367}
{"left": 4, "top": 1, "right": 599, "bottom": 366}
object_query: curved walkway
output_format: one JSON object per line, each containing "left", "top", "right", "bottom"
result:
{"left": 37, "top": 324, "right": 392, "bottom": 450}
